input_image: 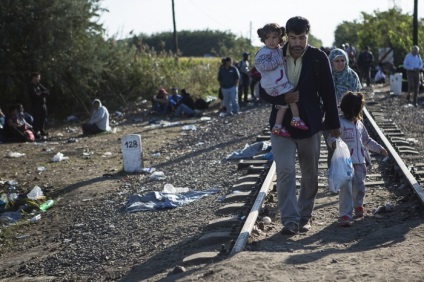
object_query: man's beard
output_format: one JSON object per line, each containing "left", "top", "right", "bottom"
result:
{"left": 290, "top": 46, "right": 305, "bottom": 54}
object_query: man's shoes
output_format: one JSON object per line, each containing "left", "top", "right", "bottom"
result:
{"left": 281, "top": 222, "right": 299, "bottom": 235}
{"left": 338, "top": 215, "right": 351, "bottom": 227}
{"left": 354, "top": 206, "right": 364, "bottom": 218}
{"left": 299, "top": 219, "right": 312, "bottom": 232}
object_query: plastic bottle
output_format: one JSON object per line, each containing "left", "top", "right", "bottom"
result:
{"left": 182, "top": 125, "right": 196, "bottom": 131}
{"left": 163, "top": 183, "right": 176, "bottom": 193}
{"left": 39, "top": 199, "right": 54, "bottom": 211}
{"left": 150, "top": 171, "right": 166, "bottom": 181}
{"left": 30, "top": 214, "right": 41, "bottom": 223}
{"left": 163, "top": 184, "right": 189, "bottom": 193}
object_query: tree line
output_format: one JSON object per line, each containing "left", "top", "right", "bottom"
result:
{"left": 0, "top": 1, "right": 422, "bottom": 119}
{"left": 334, "top": 7, "right": 424, "bottom": 68}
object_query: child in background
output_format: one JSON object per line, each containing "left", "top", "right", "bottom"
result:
{"left": 327, "top": 92, "right": 388, "bottom": 227}
{"left": 254, "top": 23, "right": 308, "bottom": 137}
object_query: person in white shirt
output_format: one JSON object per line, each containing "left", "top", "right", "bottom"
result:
{"left": 403, "top": 45, "right": 423, "bottom": 106}
{"left": 373, "top": 65, "right": 386, "bottom": 84}
{"left": 82, "top": 99, "right": 111, "bottom": 135}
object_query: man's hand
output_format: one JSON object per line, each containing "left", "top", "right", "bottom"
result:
{"left": 285, "top": 90, "right": 299, "bottom": 104}
{"left": 330, "top": 128, "right": 341, "bottom": 138}
{"left": 380, "top": 148, "right": 388, "bottom": 156}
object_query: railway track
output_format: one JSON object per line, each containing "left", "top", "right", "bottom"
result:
{"left": 180, "top": 96, "right": 424, "bottom": 267}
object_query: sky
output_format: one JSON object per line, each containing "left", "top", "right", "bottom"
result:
{"left": 99, "top": 0, "right": 420, "bottom": 47}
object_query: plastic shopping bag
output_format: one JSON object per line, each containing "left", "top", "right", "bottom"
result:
{"left": 327, "top": 138, "right": 354, "bottom": 193}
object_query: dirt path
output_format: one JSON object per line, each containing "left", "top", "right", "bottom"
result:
{"left": 1, "top": 87, "right": 424, "bottom": 281}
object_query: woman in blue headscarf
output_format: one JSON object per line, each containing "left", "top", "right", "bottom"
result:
{"left": 324, "top": 48, "right": 362, "bottom": 167}
{"left": 328, "top": 48, "right": 362, "bottom": 104}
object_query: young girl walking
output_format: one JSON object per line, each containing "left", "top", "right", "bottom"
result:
{"left": 327, "top": 92, "right": 388, "bottom": 226}
{"left": 254, "top": 23, "right": 308, "bottom": 137}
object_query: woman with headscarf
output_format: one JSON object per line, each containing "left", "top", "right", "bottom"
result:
{"left": 324, "top": 48, "right": 362, "bottom": 167}
{"left": 328, "top": 48, "right": 362, "bottom": 104}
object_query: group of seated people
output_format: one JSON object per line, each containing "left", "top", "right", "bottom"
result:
{"left": 0, "top": 104, "right": 36, "bottom": 142}
{"left": 1, "top": 89, "right": 203, "bottom": 143}
{"left": 0, "top": 98, "right": 112, "bottom": 143}
{"left": 152, "top": 87, "right": 203, "bottom": 117}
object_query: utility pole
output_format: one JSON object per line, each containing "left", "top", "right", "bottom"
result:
{"left": 413, "top": 0, "right": 418, "bottom": 45}
{"left": 249, "top": 21, "right": 252, "bottom": 45}
{"left": 171, "top": 0, "right": 178, "bottom": 55}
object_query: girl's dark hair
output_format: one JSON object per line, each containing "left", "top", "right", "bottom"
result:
{"left": 286, "top": 16, "right": 310, "bottom": 35}
{"left": 339, "top": 91, "right": 365, "bottom": 121}
{"left": 257, "top": 23, "right": 285, "bottom": 44}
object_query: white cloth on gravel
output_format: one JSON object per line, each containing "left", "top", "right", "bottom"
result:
{"left": 225, "top": 141, "right": 271, "bottom": 160}
{"left": 125, "top": 189, "right": 220, "bottom": 212}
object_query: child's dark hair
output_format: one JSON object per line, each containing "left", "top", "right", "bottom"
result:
{"left": 340, "top": 91, "right": 365, "bottom": 121}
{"left": 257, "top": 23, "right": 285, "bottom": 44}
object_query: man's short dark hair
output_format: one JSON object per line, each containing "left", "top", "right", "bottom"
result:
{"left": 31, "top": 72, "right": 40, "bottom": 79}
{"left": 286, "top": 16, "right": 310, "bottom": 35}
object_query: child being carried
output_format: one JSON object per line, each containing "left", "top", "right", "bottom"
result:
{"left": 254, "top": 23, "right": 308, "bottom": 137}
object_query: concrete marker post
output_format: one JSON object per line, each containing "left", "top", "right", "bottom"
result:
{"left": 121, "top": 134, "right": 143, "bottom": 172}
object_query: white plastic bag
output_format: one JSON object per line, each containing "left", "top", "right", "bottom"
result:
{"left": 327, "top": 138, "right": 354, "bottom": 193}
{"left": 52, "top": 152, "right": 69, "bottom": 162}
{"left": 27, "top": 186, "right": 44, "bottom": 200}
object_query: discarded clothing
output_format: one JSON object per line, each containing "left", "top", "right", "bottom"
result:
{"left": 225, "top": 141, "right": 271, "bottom": 160}
{"left": 125, "top": 189, "right": 220, "bottom": 212}
{"left": 0, "top": 211, "right": 22, "bottom": 225}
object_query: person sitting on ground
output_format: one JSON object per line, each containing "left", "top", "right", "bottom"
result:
{"left": 180, "top": 89, "right": 196, "bottom": 110}
{"left": 152, "top": 88, "right": 170, "bottom": 115}
{"left": 17, "top": 104, "right": 34, "bottom": 126}
{"left": 373, "top": 65, "right": 386, "bottom": 84}
{"left": 3, "top": 104, "right": 35, "bottom": 142}
{"left": 81, "top": 99, "right": 111, "bottom": 135}
{"left": 168, "top": 87, "right": 195, "bottom": 117}
{"left": 0, "top": 106, "right": 5, "bottom": 129}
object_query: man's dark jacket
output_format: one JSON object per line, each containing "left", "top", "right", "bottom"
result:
{"left": 259, "top": 44, "right": 340, "bottom": 139}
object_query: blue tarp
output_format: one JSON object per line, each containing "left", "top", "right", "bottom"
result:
{"left": 125, "top": 189, "right": 220, "bottom": 212}
{"left": 225, "top": 141, "right": 272, "bottom": 160}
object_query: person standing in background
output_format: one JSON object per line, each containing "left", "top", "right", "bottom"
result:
{"left": 249, "top": 65, "right": 262, "bottom": 101}
{"left": 403, "top": 45, "right": 423, "bottom": 106}
{"left": 357, "top": 46, "right": 374, "bottom": 88}
{"left": 28, "top": 72, "right": 49, "bottom": 137}
{"left": 238, "top": 52, "right": 251, "bottom": 103}
{"left": 218, "top": 57, "right": 240, "bottom": 116}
